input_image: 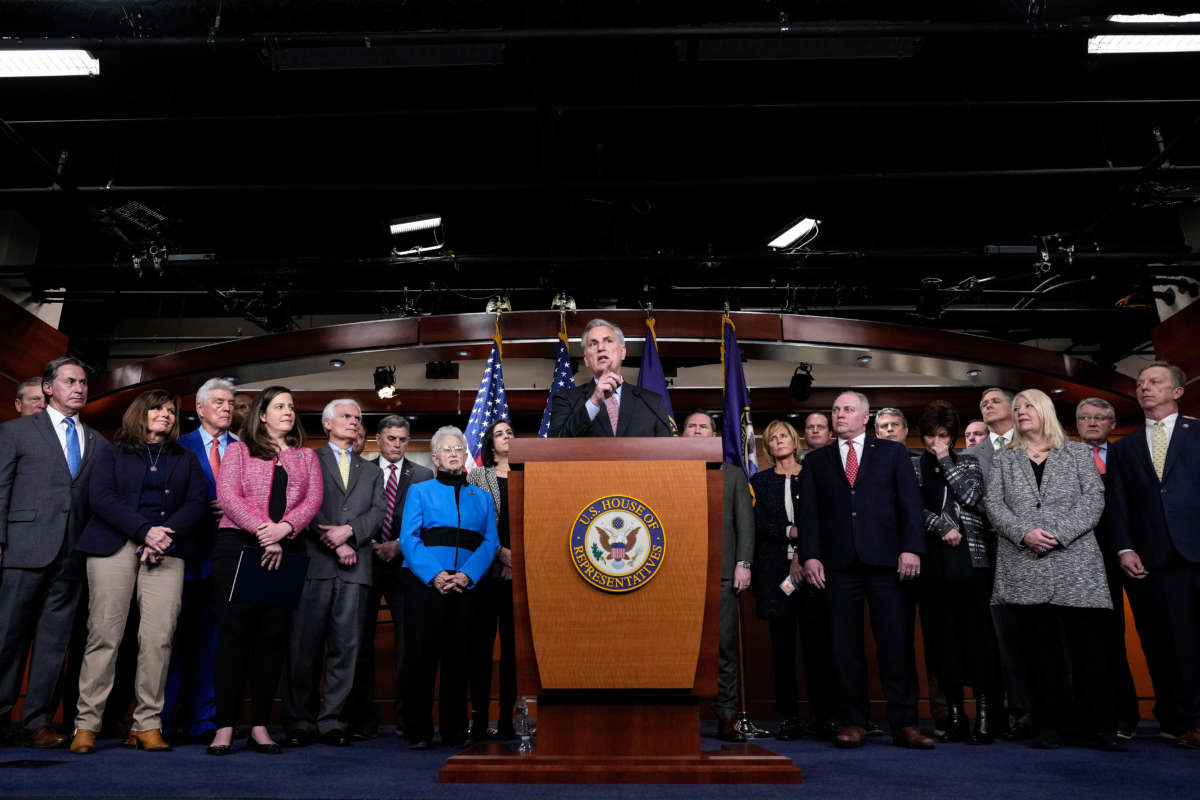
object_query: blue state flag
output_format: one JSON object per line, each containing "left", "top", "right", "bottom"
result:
{"left": 538, "top": 318, "right": 575, "bottom": 437}
{"left": 721, "top": 315, "right": 757, "bottom": 478}
{"left": 465, "top": 325, "right": 510, "bottom": 466}
{"left": 635, "top": 317, "right": 677, "bottom": 435}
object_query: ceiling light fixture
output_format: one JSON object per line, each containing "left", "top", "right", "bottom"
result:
{"left": 389, "top": 214, "right": 442, "bottom": 235}
{"left": 329, "top": 358, "right": 345, "bottom": 368}
{"left": 0, "top": 49, "right": 100, "bottom": 78}
{"left": 966, "top": 368, "right": 982, "bottom": 378}
{"left": 768, "top": 217, "right": 821, "bottom": 251}
{"left": 1089, "top": 14, "right": 1200, "bottom": 54}
{"left": 789, "top": 363, "right": 814, "bottom": 403}
{"left": 389, "top": 214, "right": 445, "bottom": 257}
{"left": 374, "top": 365, "right": 397, "bottom": 399}
{"left": 856, "top": 354, "right": 872, "bottom": 365}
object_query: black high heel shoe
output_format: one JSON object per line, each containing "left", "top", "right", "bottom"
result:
{"left": 245, "top": 734, "right": 282, "bottom": 755}
{"left": 206, "top": 742, "right": 233, "bottom": 756}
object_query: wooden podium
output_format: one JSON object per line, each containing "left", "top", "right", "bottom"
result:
{"left": 440, "top": 438, "right": 802, "bottom": 784}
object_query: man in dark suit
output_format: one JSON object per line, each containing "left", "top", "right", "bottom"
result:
{"left": 163, "top": 377, "right": 237, "bottom": 743}
{"left": 0, "top": 356, "right": 106, "bottom": 748}
{"left": 548, "top": 318, "right": 672, "bottom": 438}
{"left": 286, "top": 399, "right": 385, "bottom": 747}
{"left": 799, "top": 390, "right": 932, "bottom": 750}
{"left": 681, "top": 411, "right": 754, "bottom": 742}
{"left": 1076, "top": 397, "right": 1141, "bottom": 739}
{"left": 13, "top": 378, "right": 45, "bottom": 417}
{"left": 345, "top": 414, "right": 432, "bottom": 740}
{"left": 1108, "top": 361, "right": 1200, "bottom": 748}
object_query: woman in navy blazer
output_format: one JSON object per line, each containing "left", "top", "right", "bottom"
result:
{"left": 70, "top": 390, "right": 207, "bottom": 755}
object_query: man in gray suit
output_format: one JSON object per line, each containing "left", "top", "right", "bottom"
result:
{"left": 964, "top": 386, "right": 1030, "bottom": 738}
{"left": 0, "top": 357, "right": 106, "bottom": 748}
{"left": 681, "top": 411, "right": 753, "bottom": 742}
{"left": 285, "top": 399, "right": 385, "bottom": 747}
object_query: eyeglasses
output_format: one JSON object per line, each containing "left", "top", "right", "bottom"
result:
{"left": 1076, "top": 415, "right": 1113, "bottom": 423}
{"left": 437, "top": 445, "right": 466, "bottom": 454}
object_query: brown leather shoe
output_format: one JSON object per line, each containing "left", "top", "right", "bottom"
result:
{"left": 31, "top": 726, "right": 67, "bottom": 749}
{"left": 1175, "top": 728, "right": 1200, "bottom": 749}
{"left": 69, "top": 729, "right": 98, "bottom": 755}
{"left": 893, "top": 726, "right": 936, "bottom": 749}
{"left": 125, "top": 729, "right": 172, "bottom": 751}
{"left": 834, "top": 725, "right": 866, "bottom": 748}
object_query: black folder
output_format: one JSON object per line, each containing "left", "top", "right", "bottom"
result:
{"left": 227, "top": 546, "right": 309, "bottom": 608}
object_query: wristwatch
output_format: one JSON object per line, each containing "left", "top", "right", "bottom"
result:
{"left": 736, "top": 560, "right": 752, "bottom": 569}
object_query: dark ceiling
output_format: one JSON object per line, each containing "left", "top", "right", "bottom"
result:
{"left": 3, "top": 2, "right": 1200, "bottom": 371}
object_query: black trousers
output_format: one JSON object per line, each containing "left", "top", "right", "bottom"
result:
{"left": 403, "top": 568, "right": 477, "bottom": 744}
{"left": 766, "top": 584, "right": 835, "bottom": 722}
{"left": 934, "top": 569, "right": 1002, "bottom": 705}
{"left": 825, "top": 563, "right": 918, "bottom": 731}
{"left": 1142, "top": 561, "right": 1200, "bottom": 729}
{"left": 211, "top": 533, "right": 294, "bottom": 728}
{"left": 1000, "top": 603, "right": 1115, "bottom": 736}
{"left": 1101, "top": 554, "right": 1142, "bottom": 729}
{"left": 469, "top": 575, "right": 517, "bottom": 727}
{"left": 345, "top": 556, "right": 406, "bottom": 731}
{"left": 1125, "top": 569, "right": 1180, "bottom": 729}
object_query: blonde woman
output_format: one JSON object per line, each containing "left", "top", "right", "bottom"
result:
{"left": 983, "top": 389, "right": 1120, "bottom": 751}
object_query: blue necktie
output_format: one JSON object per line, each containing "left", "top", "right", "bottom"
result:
{"left": 64, "top": 417, "right": 82, "bottom": 478}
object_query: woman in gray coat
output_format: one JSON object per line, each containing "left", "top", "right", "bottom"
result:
{"left": 984, "top": 388, "right": 1122, "bottom": 752}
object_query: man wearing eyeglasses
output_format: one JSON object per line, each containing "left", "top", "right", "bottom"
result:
{"left": 344, "top": 415, "right": 432, "bottom": 741}
{"left": 1076, "top": 398, "right": 1141, "bottom": 740}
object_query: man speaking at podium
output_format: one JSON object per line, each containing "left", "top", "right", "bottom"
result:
{"left": 548, "top": 318, "right": 673, "bottom": 438}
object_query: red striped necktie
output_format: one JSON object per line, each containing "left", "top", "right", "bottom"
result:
{"left": 845, "top": 440, "right": 859, "bottom": 487}
{"left": 380, "top": 464, "right": 399, "bottom": 540}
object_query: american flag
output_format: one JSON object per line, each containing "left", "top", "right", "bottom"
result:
{"left": 465, "top": 328, "right": 510, "bottom": 466}
{"left": 538, "top": 318, "right": 574, "bottom": 437}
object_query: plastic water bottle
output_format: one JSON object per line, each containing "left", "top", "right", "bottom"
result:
{"left": 516, "top": 698, "right": 533, "bottom": 754}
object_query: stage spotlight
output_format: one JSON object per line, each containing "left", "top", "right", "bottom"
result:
{"left": 790, "top": 363, "right": 814, "bottom": 403}
{"left": 374, "top": 365, "right": 397, "bottom": 399}
{"left": 0, "top": 49, "right": 99, "bottom": 78}
{"left": 915, "top": 277, "right": 946, "bottom": 320}
{"left": 1090, "top": 14, "right": 1200, "bottom": 54}
{"left": 768, "top": 217, "right": 821, "bottom": 251}
{"left": 389, "top": 214, "right": 444, "bottom": 256}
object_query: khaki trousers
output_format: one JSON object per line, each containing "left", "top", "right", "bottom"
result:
{"left": 75, "top": 540, "right": 184, "bottom": 732}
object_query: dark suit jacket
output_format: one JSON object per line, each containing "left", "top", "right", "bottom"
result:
{"left": 0, "top": 411, "right": 107, "bottom": 569}
{"left": 1108, "top": 416, "right": 1200, "bottom": 567}
{"left": 77, "top": 444, "right": 209, "bottom": 561}
{"left": 305, "top": 446, "right": 386, "bottom": 584}
{"left": 798, "top": 436, "right": 924, "bottom": 570}
{"left": 178, "top": 428, "right": 237, "bottom": 578}
{"left": 548, "top": 380, "right": 672, "bottom": 437}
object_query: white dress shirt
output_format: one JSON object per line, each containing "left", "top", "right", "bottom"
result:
{"left": 45, "top": 405, "right": 85, "bottom": 462}
{"left": 585, "top": 384, "right": 623, "bottom": 421}
{"left": 990, "top": 428, "right": 1014, "bottom": 450}
{"left": 838, "top": 432, "right": 867, "bottom": 470}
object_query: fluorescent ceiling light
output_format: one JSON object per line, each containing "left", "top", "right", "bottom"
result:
{"left": 1090, "top": 14, "right": 1200, "bottom": 54}
{"left": 767, "top": 217, "right": 820, "bottom": 250}
{"left": 389, "top": 214, "right": 442, "bottom": 235}
{"left": 0, "top": 50, "right": 100, "bottom": 78}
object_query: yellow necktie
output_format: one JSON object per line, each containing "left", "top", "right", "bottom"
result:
{"left": 338, "top": 447, "right": 350, "bottom": 488}
{"left": 1151, "top": 421, "right": 1168, "bottom": 481}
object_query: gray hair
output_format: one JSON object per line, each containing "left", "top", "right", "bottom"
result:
{"left": 430, "top": 425, "right": 466, "bottom": 455}
{"left": 835, "top": 390, "right": 871, "bottom": 416}
{"left": 1076, "top": 397, "right": 1116, "bottom": 420}
{"left": 581, "top": 318, "right": 625, "bottom": 348}
{"left": 15, "top": 377, "right": 42, "bottom": 401}
{"left": 196, "top": 378, "right": 236, "bottom": 406}
{"left": 980, "top": 387, "right": 1014, "bottom": 408}
{"left": 377, "top": 414, "right": 411, "bottom": 435}
{"left": 874, "top": 407, "right": 907, "bottom": 427}
{"left": 321, "top": 397, "right": 362, "bottom": 425}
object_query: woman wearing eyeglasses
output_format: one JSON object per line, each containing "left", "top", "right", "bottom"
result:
{"left": 398, "top": 426, "right": 499, "bottom": 749}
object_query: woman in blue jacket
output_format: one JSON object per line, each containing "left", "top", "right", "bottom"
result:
{"left": 69, "top": 389, "right": 208, "bottom": 755}
{"left": 399, "top": 425, "right": 498, "bottom": 749}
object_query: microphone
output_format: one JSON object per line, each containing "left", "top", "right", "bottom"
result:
{"left": 636, "top": 388, "right": 675, "bottom": 435}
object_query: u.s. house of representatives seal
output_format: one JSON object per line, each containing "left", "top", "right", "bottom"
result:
{"left": 570, "top": 495, "right": 666, "bottom": 593}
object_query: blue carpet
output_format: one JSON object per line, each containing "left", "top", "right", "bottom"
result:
{"left": 1, "top": 723, "right": 1198, "bottom": 799}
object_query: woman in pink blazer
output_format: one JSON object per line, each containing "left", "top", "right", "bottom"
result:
{"left": 209, "top": 386, "right": 323, "bottom": 756}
